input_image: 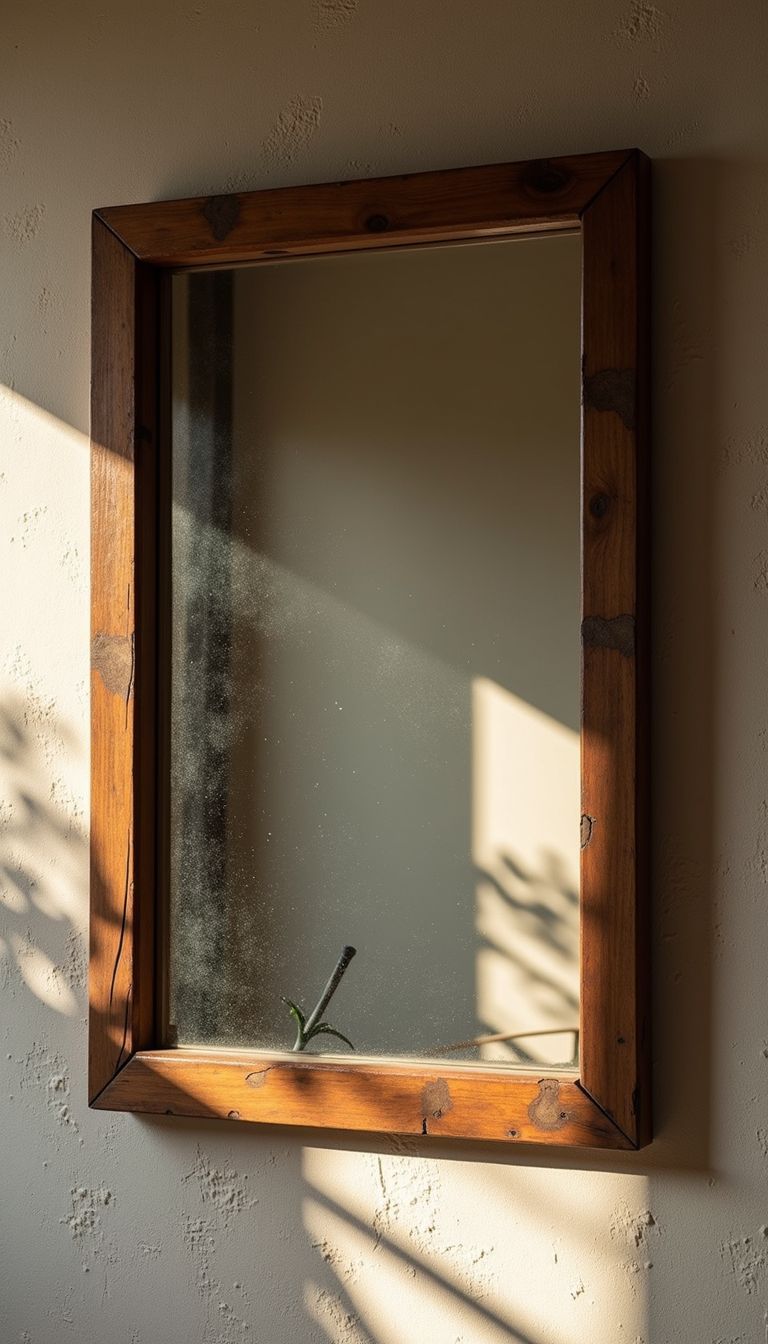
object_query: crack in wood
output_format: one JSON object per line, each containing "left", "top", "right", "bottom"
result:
{"left": 583, "top": 367, "right": 636, "bottom": 430}
{"left": 107, "top": 829, "right": 132, "bottom": 1082}
{"left": 109, "top": 828, "right": 132, "bottom": 1011}
{"left": 582, "top": 614, "right": 635, "bottom": 657}
{"left": 124, "top": 633, "right": 134, "bottom": 730}
{"left": 113, "top": 984, "right": 132, "bottom": 1080}
{"left": 245, "top": 1068, "right": 273, "bottom": 1089}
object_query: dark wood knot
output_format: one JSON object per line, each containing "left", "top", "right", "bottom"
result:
{"left": 589, "top": 492, "right": 611, "bottom": 519}
{"left": 524, "top": 160, "right": 571, "bottom": 195}
{"left": 581, "top": 614, "right": 636, "bottom": 658}
{"left": 202, "top": 194, "right": 241, "bottom": 242}
{"left": 584, "top": 368, "right": 636, "bottom": 431}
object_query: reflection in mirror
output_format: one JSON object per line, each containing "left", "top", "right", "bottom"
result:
{"left": 168, "top": 233, "right": 581, "bottom": 1068}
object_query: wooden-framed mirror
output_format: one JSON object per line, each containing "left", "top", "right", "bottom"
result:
{"left": 90, "top": 148, "right": 650, "bottom": 1149}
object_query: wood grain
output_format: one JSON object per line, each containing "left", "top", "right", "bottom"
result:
{"left": 90, "top": 218, "right": 161, "bottom": 1101}
{"left": 91, "top": 150, "right": 650, "bottom": 1148}
{"left": 580, "top": 150, "right": 651, "bottom": 1146}
{"left": 94, "top": 1050, "right": 633, "bottom": 1149}
{"left": 90, "top": 218, "right": 138, "bottom": 1100}
{"left": 96, "top": 150, "right": 633, "bottom": 267}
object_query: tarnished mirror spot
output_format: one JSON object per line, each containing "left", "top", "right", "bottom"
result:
{"left": 92, "top": 632, "right": 134, "bottom": 699}
{"left": 528, "top": 1078, "right": 568, "bottom": 1131}
{"left": 583, "top": 367, "right": 636, "bottom": 430}
{"left": 202, "top": 194, "right": 241, "bottom": 241}
{"left": 581, "top": 614, "right": 635, "bottom": 657}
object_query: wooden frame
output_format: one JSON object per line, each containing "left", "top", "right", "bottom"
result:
{"left": 90, "top": 149, "right": 650, "bottom": 1149}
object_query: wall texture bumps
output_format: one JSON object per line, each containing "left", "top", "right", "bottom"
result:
{"left": 1, "top": 2, "right": 768, "bottom": 1341}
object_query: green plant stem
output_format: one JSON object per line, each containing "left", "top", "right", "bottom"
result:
{"left": 301, "top": 944, "right": 356, "bottom": 1042}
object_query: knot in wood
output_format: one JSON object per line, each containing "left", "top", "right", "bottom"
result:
{"left": 365, "top": 213, "right": 390, "bottom": 232}
{"left": 524, "top": 160, "right": 571, "bottom": 194}
{"left": 202, "top": 194, "right": 241, "bottom": 242}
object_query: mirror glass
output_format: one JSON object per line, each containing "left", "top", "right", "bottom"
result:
{"left": 168, "top": 233, "right": 581, "bottom": 1068}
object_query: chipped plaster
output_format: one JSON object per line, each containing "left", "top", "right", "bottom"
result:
{"left": 314, "top": 0, "right": 359, "bottom": 33}
{"left": 262, "top": 96, "right": 324, "bottom": 171}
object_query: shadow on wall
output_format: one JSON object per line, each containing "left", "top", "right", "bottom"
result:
{"left": 145, "top": 1080, "right": 558, "bottom": 1344}
{"left": 0, "top": 695, "right": 87, "bottom": 1025}
{"left": 1, "top": 148, "right": 727, "bottom": 1340}
{"left": 472, "top": 847, "right": 579, "bottom": 1067}
{"left": 0, "top": 402, "right": 616, "bottom": 1344}
{"left": 298, "top": 1117, "right": 650, "bottom": 1343}
{"left": 137, "top": 155, "right": 728, "bottom": 1344}
{"left": 0, "top": 668, "right": 582, "bottom": 1341}
{"left": 0, "top": 691, "right": 93, "bottom": 1187}
{"left": 646, "top": 156, "right": 718, "bottom": 1176}
{"left": 304, "top": 1182, "right": 543, "bottom": 1344}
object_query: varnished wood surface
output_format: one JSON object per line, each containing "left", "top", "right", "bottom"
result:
{"left": 90, "top": 218, "right": 139, "bottom": 1100}
{"left": 580, "top": 150, "right": 651, "bottom": 1146}
{"left": 91, "top": 149, "right": 650, "bottom": 1148}
{"left": 96, "top": 150, "right": 633, "bottom": 267}
{"left": 90, "top": 219, "right": 162, "bottom": 1102}
{"left": 95, "top": 1050, "right": 634, "bottom": 1149}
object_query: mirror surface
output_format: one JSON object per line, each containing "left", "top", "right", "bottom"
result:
{"left": 168, "top": 233, "right": 581, "bottom": 1067}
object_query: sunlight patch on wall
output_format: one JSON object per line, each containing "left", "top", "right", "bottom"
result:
{"left": 472, "top": 676, "right": 580, "bottom": 1066}
{"left": 8, "top": 933, "right": 78, "bottom": 1015}
{"left": 300, "top": 1145, "right": 644, "bottom": 1344}
{"left": 302, "top": 1190, "right": 519, "bottom": 1344}
{"left": 0, "top": 383, "right": 89, "bottom": 1015}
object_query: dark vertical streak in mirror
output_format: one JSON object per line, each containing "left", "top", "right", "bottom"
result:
{"left": 172, "top": 272, "right": 234, "bottom": 1041}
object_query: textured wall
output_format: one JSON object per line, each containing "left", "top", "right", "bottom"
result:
{"left": 1, "top": 2, "right": 767, "bottom": 1341}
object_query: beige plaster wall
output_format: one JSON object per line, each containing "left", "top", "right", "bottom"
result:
{"left": 1, "top": 2, "right": 767, "bottom": 1341}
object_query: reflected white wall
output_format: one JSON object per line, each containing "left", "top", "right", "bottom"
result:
{"left": 472, "top": 676, "right": 579, "bottom": 1065}
{"left": 170, "top": 236, "right": 581, "bottom": 1060}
